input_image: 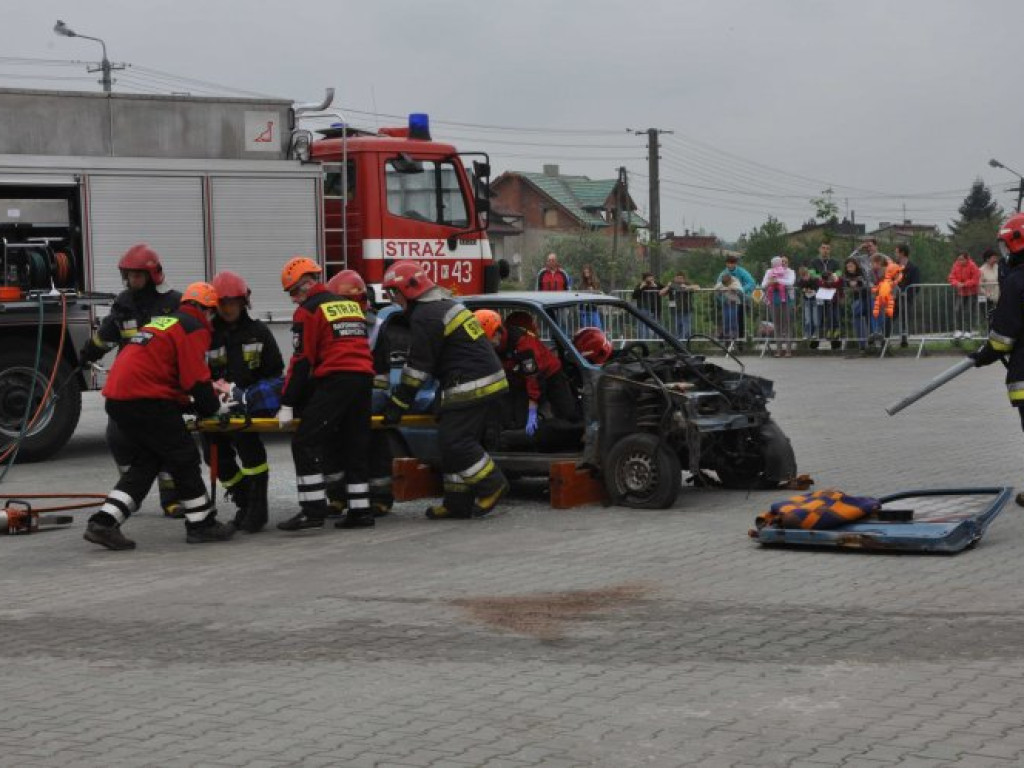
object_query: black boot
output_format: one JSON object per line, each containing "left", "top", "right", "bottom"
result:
{"left": 226, "top": 476, "right": 251, "bottom": 528}
{"left": 83, "top": 518, "right": 136, "bottom": 551}
{"left": 185, "top": 517, "right": 235, "bottom": 544}
{"left": 240, "top": 473, "right": 269, "bottom": 533}
{"left": 334, "top": 508, "right": 375, "bottom": 529}
{"left": 277, "top": 503, "right": 327, "bottom": 531}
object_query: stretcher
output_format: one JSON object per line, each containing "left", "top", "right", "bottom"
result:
{"left": 750, "top": 487, "right": 1013, "bottom": 553}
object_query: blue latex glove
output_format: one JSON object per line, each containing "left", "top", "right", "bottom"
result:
{"left": 525, "top": 404, "right": 539, "bottom": 436}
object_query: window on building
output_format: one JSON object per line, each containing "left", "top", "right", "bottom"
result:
{"left": 543, "top": 208, "right": 558, "bottom": 228}
{"left": 385, "top": 159, "right": 469, "bottom": 227}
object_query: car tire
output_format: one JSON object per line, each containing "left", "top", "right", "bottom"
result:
{"left": 603, "top": 432, "right": 681, "bottom": 509}
{"left": 715, "top": 420, "right": 797, "bottom": 490}
{"left": 0, "top": 341, "right": 81, "bottom": 463}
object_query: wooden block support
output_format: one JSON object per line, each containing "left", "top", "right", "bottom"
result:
{"left": 392, "top": 458, "right": 442, "bottom": 502}
{"left": 549, "top": 461, "right": 609, "bottom": 509}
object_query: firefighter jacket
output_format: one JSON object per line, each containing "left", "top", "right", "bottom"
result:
{"left": 207, "top": 311, "right": 284, "bottom": 390}
{"left": 102, "top": 303, "right": 219, "bottom": 417}
{"left": 83, "top": 285, "right": 182, "bottom": 362}
{"left": 390, "top": 290, "right": 508, "bottom": 412}
{"left": 497, "top": 325, "right": 562, "bottom": 403}
{"left": 984, "top": 265, "right": 1024, "bottom": 404}
{"left": 281, "top": 284, "right": 374, "bottom": 407}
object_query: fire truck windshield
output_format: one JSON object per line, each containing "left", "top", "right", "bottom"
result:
{"left": 385, "top": 159, "right": 469, "bottom": 227}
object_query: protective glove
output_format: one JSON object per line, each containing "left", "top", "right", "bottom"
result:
{"left": 215, "top": 392, "right": 238, "bottom": 417}
{"left": 381, "top": 398, "right": 405, "bottom": 427}
{"left": 78, "top": 341, "right": 103, "bottom": 367}
{"left": 277, "top": 405, "right": 294, "bottom": 428}
{"left": 525, "top": 403, "right": 540, "bottom": 437}
{"left": 968, "top": 343, "right": 1001, "bottom": 368}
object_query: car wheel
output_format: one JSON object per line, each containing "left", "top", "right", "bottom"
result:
{"left": 715, "top": 420, "right": 797, "bottom": 490}
{"left": 603, "top": 432, "right": 681, "bottom": 509}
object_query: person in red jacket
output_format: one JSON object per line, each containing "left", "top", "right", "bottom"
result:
{"left": 948, "top": 251, "right": 982, "bottom": 339}
{"left": 85, "top": 282, "right": 235, "bottom": 551}
{"left": 276, "top": 257, "right": 376, "bottom": 531}
{"left": 474, "top": 309, "right": 578, "bottom": 436}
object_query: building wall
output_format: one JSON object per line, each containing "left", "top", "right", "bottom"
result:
{"left": 0, "top": 88, "right": 292, "bottom": 160}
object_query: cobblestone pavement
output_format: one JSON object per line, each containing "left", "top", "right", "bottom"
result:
{"left": 2, "top": 356, "right": 1024, "bottom": 767}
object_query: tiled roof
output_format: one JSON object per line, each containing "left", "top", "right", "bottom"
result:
{"left": 518, "top": 172, "right": 622, "bottom": 228}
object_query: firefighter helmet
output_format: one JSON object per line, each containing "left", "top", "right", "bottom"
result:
{"left": 998, "top": 213, "right": 1024, "bottom": 261}
{"left": 181, "top": 282, "right": 219, "bottom": 309}
{"left": 504, "top": 310, "right": 539, "bottom": 335}
{"left": 211, "top": 270, "right": 251, "bottom": 305}
{"left": 326, "top": 269, "right": 369, "bottom": 308}
{"left": 473, "top": 309, "right": 504, "bottom": 341}
{"left": 573, "top": 327, "right": 612, "bottom": 365}
{"left": 381, "top": 260, "right": 434, "bottom": 300}
{"left": 281, "top": 256, "right": 322, "bottom": 292}
{"left": 117, "top": 243, "right": 164, "bottom": 286}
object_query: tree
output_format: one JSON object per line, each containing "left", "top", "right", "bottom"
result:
{"left": 810, "top": 188, "right": 839, "bottom": 224}
{"left": 950, "top": 179, "right": 1003, "bottom": 236}
{"left": 741, "top": 216, "right": 789, "bottom": 277}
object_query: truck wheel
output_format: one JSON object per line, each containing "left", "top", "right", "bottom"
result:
{"left": 0, "top": 343, "right": 82, "bottom": 463}
{"left": 715, "top": 420, "right": 797, "bottom": 490}
{"left": 603, "top": 432, "right": 681, "bottom": 509}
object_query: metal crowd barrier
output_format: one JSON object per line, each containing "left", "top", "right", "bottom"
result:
{"left": 595, "top": 282, "right": 1000, "bottom": 358}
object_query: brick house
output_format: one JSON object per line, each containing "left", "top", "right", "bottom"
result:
{"left": 489, "top": 164, "right": 646, "bottom": 270}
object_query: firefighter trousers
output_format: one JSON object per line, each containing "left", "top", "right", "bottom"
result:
{"left": 94, "top": 399, "right": 214, "bottom": 527}
{"left": 201, "top": 433, "right": 269, "bottom": 490}
{"left": 439, "top": 401, "right": 507, "bottom": 515}
{"left": 292, "top": 373, "right": 372, "bottom": 516}
{"left": 322, "top": 428, "right": 393, "bottom": 510}
{"left": 106, "top": 417, "right": 180, "bottom": 512}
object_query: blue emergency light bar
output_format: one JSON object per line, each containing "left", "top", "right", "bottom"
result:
{"left": 408, "top": 113, "right": 431, "bottom": 140}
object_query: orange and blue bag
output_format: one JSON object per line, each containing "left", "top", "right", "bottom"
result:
{"left": 755, "top": 489, "right": 881, "bottom": 531}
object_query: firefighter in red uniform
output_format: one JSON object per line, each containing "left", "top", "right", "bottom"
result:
{"left": 381, "top": 261, "right": 509, "bottom": 519}
{"left": 84, "top": 282, "right": 235, "bottom": 550}
{"left": 79, "top": 243, "right": 183, "bottom": 517}
{"left": 322, "top": 270, "right": 394, "bottom": 517}
{"left": 276, "top": 257, "right": 376, "bottom": 531}
{"left": 201, "top": 271, "right": 284, "bottom": 533}
{"left": 474, "top": 309, "right": 578, "bottom": 435}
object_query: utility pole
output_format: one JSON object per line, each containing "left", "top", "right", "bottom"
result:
{"left": 610, "top": 166, "right": 627, "bottom": 292}
{"left": 53, "top": 20, "right": 125, "bottom": 93}
{"left": 634, "top": 128, "right": 673, "bottom": 277}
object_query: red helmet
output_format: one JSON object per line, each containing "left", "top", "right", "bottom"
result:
{"left": 181, "top": 282, "right": 218, "bottom": 309}
{"left": 382, "top": 260, "right": 434, "bottom": 300}
{"left": 281, "top": 256, "right": 322, "bottom": 292}
{"left": 326, "top": 269, "right": 369, "bottom": 308}
{"left": 504, "top": 310, "right": 538, "bottom": 335}
{"left": 212, "top": 270, "right": 250, "bottom": 306}
{"left": 473, "top": 309, "right": 503, "bottom": 341}
{"left": 573, "top": 327, "right": 612, "bottom": 365}
{"left": 118, "top": 243, "right": 164, "bottom": 286}
{"left": 998, "top": 213, "right": 1024, "bottom": 260}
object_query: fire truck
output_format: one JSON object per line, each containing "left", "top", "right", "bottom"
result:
{"left": 0, "top": 87, "right": 496, "bottom": 462}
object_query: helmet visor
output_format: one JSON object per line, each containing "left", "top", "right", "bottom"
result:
{"left": 1000, "top": 241, "right": 1013, "bottom": 261}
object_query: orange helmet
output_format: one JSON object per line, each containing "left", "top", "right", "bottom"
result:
{"left": 212, "top": 270, "right": 251, "bottom": 305}
{"left": 326, "top": 269, "right": 369, "bottom": 308}
{"left": 998, "top": 213, "right": 1024, "bottom": 261}
{"left": 181, "top": 282, "right": 218, "bottom": 309}
{"left": 473, "top": 309, "right": 504, "bottom": 341}
{"left": 573, "top": 327, "right": 612, "bottom": 365}
{"left": 281, "top": 256, "right": 322, "bottom": 292}
{"left": 118, "top": 243, "right": 164, "bottom": 286}
{"left": 381, "top": 260, "right": 434, "bottom": 300}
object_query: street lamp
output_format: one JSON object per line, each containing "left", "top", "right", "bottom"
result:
{"left": 989, "top": 158, "right": 1024, "bottom": 213}
{"left": 53, "top": 19, "right": 118, "bottom": 93}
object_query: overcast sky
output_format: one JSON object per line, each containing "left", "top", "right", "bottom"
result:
{"left": 3, "top": 0, "right": 1022, "bottom": 241}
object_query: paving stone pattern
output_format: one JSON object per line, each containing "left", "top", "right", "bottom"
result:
{"left": 1, "top": 357, "right": 1023, "bottom": 767}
